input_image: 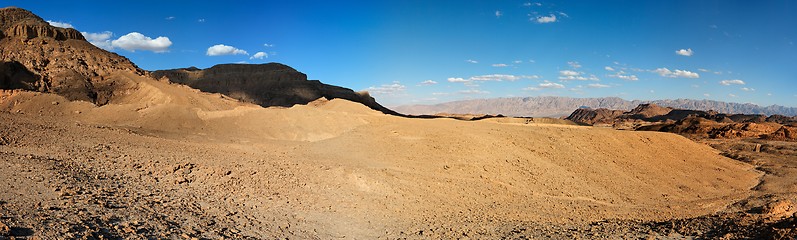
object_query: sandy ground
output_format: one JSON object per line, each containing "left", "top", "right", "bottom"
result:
{"left": 2, "top": 79, "right": 788, "bottom": 239}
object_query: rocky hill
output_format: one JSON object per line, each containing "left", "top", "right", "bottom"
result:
{"left": 151, "top": 64, "right": 399, "bottom": 115}
{"left": 565, "top": 103, "right": 797, "bottom": 141}
{"left": 393, "top": 96, "right": 797, "bottom": 117}
{"left": 0, "top": 7, "right": 143, "bottom": 104}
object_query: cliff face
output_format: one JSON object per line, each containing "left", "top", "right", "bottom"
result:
{"left": 152, "top": 63, "right": 399, "bottom": 115}
{"left": 0, "top": 7, "right": 143, "bottom": 104}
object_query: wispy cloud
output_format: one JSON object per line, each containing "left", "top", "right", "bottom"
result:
{"left": 587, "top": 83, "right": 610, "bottom": 88}
{"left": 524, "top": 81, "right": 565, "bottom": 91}
{"left": 652, "top": 68, "right": 699, "bottom": 78}
{"left": 207, "top": 44, "right": 248, "bottom": 56}
{"left": 465, "top": 59, "right": 478, "bottom": 64}
{"left": 46, "top": 20, "right": 73, "bottom": 29}
{"left": 535, "top": 14, "right": 557, "bottom": 23}
{"left": 740, "top": 87, "right": 755, "bottom": 91}
{"left": 495, "top": 10, "right": 503, "bottom": 18}
{"left": 604, "top": 66, "right": 615, "bottom": 71}
{"left": 675, "top": 48, "right": 694, "bottom": 56}
{"left": 719, "top": 79, "right": 745, "bottom": 85}
{"left": 419, "top": 80, "right": 438, "bottom": 86}
{"left": 366, "top": 83, "right": 406, "bottom": 95}
{"left": 165, "top": 16, "right": 176, "bottom": 20}
{"left": 459, "top": 89, "right": 490, "bottom": 95}
{"left": 567, "top": 61, "right": 582, "bottom": 69}
{"left": 491, "top": 63, "right": 509, "bottom": 67}
{"left": 608, "top": 71, "right": 639, "bottom": 81}
{"left": 447, "top": 74, "right": 538, "bottom": 84}
{"left": 559, "top": 70, "right": 599, "bottom": 81}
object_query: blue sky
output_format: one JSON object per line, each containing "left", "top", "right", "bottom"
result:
{"left": 10, "top": 0, "right": 797, "bottom": 107}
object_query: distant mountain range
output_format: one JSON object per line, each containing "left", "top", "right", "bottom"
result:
{"left": 392, "top": 97, "right": 797, "bottom": 117}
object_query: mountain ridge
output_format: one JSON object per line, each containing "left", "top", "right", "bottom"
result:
{"left": 393, "top": 96, "right": 797, "bottom": 117}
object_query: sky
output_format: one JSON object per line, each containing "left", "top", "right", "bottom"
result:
{"left": 8, "top": 0, "right": 797, "bottom": 107}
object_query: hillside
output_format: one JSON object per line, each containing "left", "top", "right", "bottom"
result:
{"left": 151, "top": 64, "right": 399, "bottom": 115}
{"left": 393, "top": 96, "right": 797, "bottom": 117}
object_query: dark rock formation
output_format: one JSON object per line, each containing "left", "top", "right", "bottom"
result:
{"left": 0, "top": 7, "right": 143, "bottom": 104}
{"left": 151, "top": 64, "right": 399, "bottom": 115}
{"left": 565, "top": 108, "right": 625, "bottom": 125}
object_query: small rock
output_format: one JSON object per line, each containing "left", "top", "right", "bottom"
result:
{"left": 0, "top": 221, "right": 10, "bottom": 236}
{"left": 51, "top": 101, "right": 59, "bottom": 105}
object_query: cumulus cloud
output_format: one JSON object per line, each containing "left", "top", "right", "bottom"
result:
{"left": 675, "top": 48, "right": 694, "bottom": 56}
{"left": 604, "top": 66, "right": 615, "bottom": 71}
{"left": 81, "top": 31, "right": 114, "bottom": 50}
{"left": 719, "top": 79, "right": 745, "bottom": 85}
{"left": 111, "top": 32, "right": 172, "bottom": 52}
{"left": 559, "top": 70, "right": 599, "bottom": 81}
{"left": 365, "top": 83, "right": 406, "bottom": 95}
{"left": 568, "top": 61, "right": 582, "bottom": 69}
{"left": 536, "top": 15, "right": 557, "bottom": 23}
{"left": 491, "top": 63, "right": 508, "bottom": 67}
{"left": 587, "top": 83, "right": 610, "bottom": 88}
{"left": 419, "top": 80, "right": 438, "bottom": 86}
{"left": 46, "top": 20, "right": 73, "bottom": 29}
{"left": 447, "top": 77, "right": 468, "bottom": 83}
{"left": 250, "top": 52, "right": 268, "bottom": 59}
{"left": 206, "top": 44, "right": 248, "bottom": 56}
{"left": 653, "top": 68, "right": 699, "bottom": 78}
{"left": 466, "top": 59, "right": 478, "bottom": 64}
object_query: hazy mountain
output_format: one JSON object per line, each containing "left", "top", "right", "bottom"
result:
{"left": 393, "top": 96, "right": 797, "bottom": 117}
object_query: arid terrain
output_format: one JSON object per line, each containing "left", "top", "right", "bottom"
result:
{"left": 1, "top": 6, "right": 796, "bottom": 239}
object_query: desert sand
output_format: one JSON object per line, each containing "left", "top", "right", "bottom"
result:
{"left": 1, "top": 6, "right": 795, "bottom": 239}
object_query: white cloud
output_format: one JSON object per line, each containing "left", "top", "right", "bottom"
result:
{"left": 719, "top": 79, "right": 745, "bottom": 85}
{"left": 165, "top": 16, "right": 175, "bottom": 20}
{"left": 419, "top": 80, "right": 438, "bottom": 86}
{"left": 604, "top": 66, "right": 615, "bottom": 71}
{"left": 697, "top": 68, "right": 709, "bottom": 72}
{"left": 513, "top": 60, "right": 523, "bottom": 64}
{"left": 198, "top": 19, "right": 206, "bottom": 23}
{"left": 263, "top": 43, "right": 274, "bottom": 47}
{"left": 365, "top": 83, "right": 406, "bottom": 95}
{"left": 46, "top": 20, "right": 73, "bottom": 29}
{"left": 492, "top": 63, "right": 508, "bottom": 67}
{"left": 609, "top": 72, "right": 639, "bottom": 81}
{"left": 559, "top": 70, "right": 598, "bottom": 81}
{"left": 652, "top": 68, "right": 699, "bottom": 78}
{"left": 704, "top": 93, "right": 711, "bottom": 97}
{"left": 568, "top": 61, "right": 582, "bottom": 69}
{"left": 557, "top": 12, "right": 570, "bottom": 18}
{"left": 466, "top": 59, "right": 478, "bottom": 64}
{"left": 587, "top": 83, "right": 610, "bottom": 88}
{"left": 111, "top": 32, "right": 172, "bottom": 52}
{"left": 559, "top": 70, "right": 580, "bottom": 77}
{"left": 495, "top": 10, "right": 503, "bottom": 18}
{"left": 728, "top": 93, "right": 737, "bottom": 98}
{"left": 459, "top": 89, "right": 490, "bottom": 94}
{"left": 675, "top": 48, "right": 693, "bottom": 56}
{"left": 81, "top": 31, "right": 113, "bottom": 50}
{"left": 448, "top": 74, "right": 538, "bottom": 84}
{"left": 525, "top": 81, "right": 565, "bottom": 91}
{"left": 206, "top": 44, "right": 248, "bottom": 56}
{"left": 536, "top": 14, "right": 557, "bottom": 23}
{"left": 250, "top": 52, "right": 268, "bottom": 59}
{"left": 740, "top": 87, "right": 755, "bottom": 92}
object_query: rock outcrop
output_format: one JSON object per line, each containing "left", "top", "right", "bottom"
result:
{"left": 151, "top": 64, "right": 399, "bottom": 115}
{"left": 0, "top": 7, "right": 143, "bottom": 104}
{"left": 565, "top": 108, "right": 625, "bottom": 125}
